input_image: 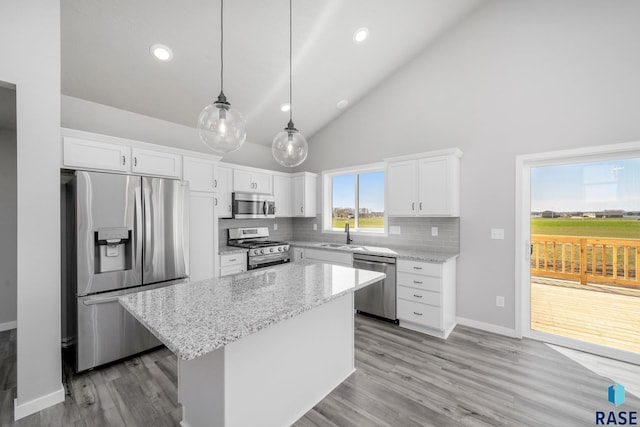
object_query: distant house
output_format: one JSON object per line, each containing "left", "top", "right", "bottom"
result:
{"left": 623, "top": 211, "right": 640, "bottom": 218}
{"left": 541, "top": 210, "right": 557, "bottom": 218}
{"left": 597, "top": 210, "right": 624, "bottom": 218}
{"left": 583, "top": 212, "right": 596, "bottom": 218}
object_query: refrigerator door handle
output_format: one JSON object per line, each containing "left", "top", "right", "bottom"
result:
{"left": 82, "top": 296, "right": 121, "bottom": 305}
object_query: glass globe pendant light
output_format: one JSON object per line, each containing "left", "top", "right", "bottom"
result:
{"left": 197, "top": 0, "right": 247, "bottom": 155}
{"left": 272, "top": 0, "right": 308, "bottom": 168}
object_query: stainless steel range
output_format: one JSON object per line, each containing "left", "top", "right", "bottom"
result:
{"left": 228, "top": 227, "right": 290, "bottom": 270}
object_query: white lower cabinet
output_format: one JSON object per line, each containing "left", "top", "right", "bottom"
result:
{"left": 292, "top": 248, "right": 305, "bottom": 262}
{"left": 397, "top": 258, "right": 456, "bottom": 339}
{"left": 303, "top": 248, "right": 352, "bottom": 267}
{"left": 219, "top": 252, "right": 247, "bottom": 277}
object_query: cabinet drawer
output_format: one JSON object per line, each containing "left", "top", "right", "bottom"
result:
{"left": 220, "top": 253, "right": 246, "bottom": 268}
{"left": 398, "top": 299, "right": 441, "bottom": 329}
{"left": 220, "top": 265, "right": 246, "bottom": 277}
{"left": 397, "top": 272, "right": 440, "bottom": 292}
{"left": 397, "top": 286, "right": 440, "bottom": 307}
{"left": 397, "top": 259, "right": 441, "bottom": 277}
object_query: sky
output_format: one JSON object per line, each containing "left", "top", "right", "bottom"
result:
{"left": 531, "top": 158, "right": 640, "bottom": 212}
{"left": 332, "top": 171, "right": 385, "bottom": 212}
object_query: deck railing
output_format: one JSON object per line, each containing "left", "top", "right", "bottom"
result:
{"left": 531, "top": 235, "right": 640, "bottom": 287}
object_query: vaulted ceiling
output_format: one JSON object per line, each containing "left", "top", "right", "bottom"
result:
{"left": 61, "top": 0, "right": 486, "bottom": 147}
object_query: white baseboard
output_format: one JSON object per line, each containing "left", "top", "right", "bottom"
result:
{"left": 14, "top": 385, "right": 65, "bottom": 421}
{"left": 0, "top": 320, "right": 17, "bottom": 332}
{"left": 456, "top": 317, "right": 519, "bottom": 338}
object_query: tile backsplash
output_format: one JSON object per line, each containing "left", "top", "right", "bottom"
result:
{"left": 220, "top": 216, "right": 459, "bottom": 253}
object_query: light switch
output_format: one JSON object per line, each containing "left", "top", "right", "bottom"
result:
{"left": 389, "top": 226, "right": 401, "bottom": 235}
{"left": 313, "top": 223, "right": 317, "bottom": 231}
{"left": 431, "top": 227, "right": 438, "bottom": 237}
{"left": 491, "top": 228, "right": 505, "bottom": 240}
{"left": 273, "top": 223, "right": 278, "bottom": 231}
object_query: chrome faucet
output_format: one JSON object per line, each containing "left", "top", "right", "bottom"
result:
{"left": 345, "top": 222, "right": 353, "bottom": 245}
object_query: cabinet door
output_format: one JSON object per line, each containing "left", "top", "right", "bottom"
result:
{"left": 131, "top": 148, "right": 181, "bottom": 178}
{"left": 418, "top": 157, "right": 453, "bottom": 216}
{"left": 63, "top": 137, "right": 130, "bottom": 172}
{"left": 273, "top": 175, "right": 292, "bottom": 217}
{"left": 189, "top": 192, "right": 215, "bottom": 282}
{"left": 232, "top": 169, "right": 253, "bottom": 192}
{"left": 386, "top": 160, "right": 417, "bottom": 216}
{"left": 304, "top": 248, "right": 352, "bottom": 267}
{"left": 215, "top": 166, "right": 233, "bottom": 218}
{"left": 252, "top": 171, "right": 273, "bottom": 194}
{"left": 293, "top": 248, "right": 305, "bottom": 262}
{"left": 183, "top": 156, "right": 216, "bottom": 192}
{"left": 293, "top": 176, "right": 304, "bottom": 216}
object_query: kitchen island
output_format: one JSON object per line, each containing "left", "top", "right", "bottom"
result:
{"left": 120, "top": 261, "right": 385, "bottom": 427}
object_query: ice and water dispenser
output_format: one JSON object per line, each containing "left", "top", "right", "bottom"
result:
{"left": 94, "top": 227, "right": 133, "bottom": 273}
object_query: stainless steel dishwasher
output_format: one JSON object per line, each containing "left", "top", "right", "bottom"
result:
{"left": 353, "top": 253, "right": 397, "bottom": 322}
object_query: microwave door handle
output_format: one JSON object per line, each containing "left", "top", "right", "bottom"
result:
{"left": 263, "top": 201, "right": 268, "bottom": 215}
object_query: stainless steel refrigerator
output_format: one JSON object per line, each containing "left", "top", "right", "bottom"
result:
{"left": 66, "top": 171, "right": 189, "bottom": 371}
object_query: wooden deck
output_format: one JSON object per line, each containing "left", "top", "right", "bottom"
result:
{"left": 531, "top": 276, "right": 640, "bottom": 354}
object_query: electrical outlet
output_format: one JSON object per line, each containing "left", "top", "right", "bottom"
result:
{"left": 496, "top": 296, "right": 505, "bottom": 307}
{"left": 273, "top": 223, "right": 278, "bottom": 231}
{"left": 313, "top": 223, "right": 317, "bottom": 231}
{"left": 491, "top": 228, "right": 505, "bottom": 240}
{"left": 389, "top": 226, "right": 401, "bottom": 235}
{"left": 431, "top": 227, "right": 438, "bottom": 237}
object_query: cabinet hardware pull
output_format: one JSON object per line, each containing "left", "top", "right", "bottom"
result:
{"left": 413, "top": 280, "right": 423, "bottom": 284}
{"left": 229, "top": 258, "right": 237, "bottom": 262}
{"left": 301, "top": 206, "right": 304, "bottom": 213}
{"left": 134, "top": 157, "right": 138, "bottom": 167}
{"left": 413, "top": 312, "right": 423, "bottom": 316}
{"left": 420, "top": 202, "right": 422, "bottom": 210}
{"left": 413, "top": 294, "right": 423, "bottom": 298}
{"left": 122, "top": 155, "right": 126, "bottom": 166}
{"left": 412, "top": 202, "right": 415, "bottom": 211}
{"left": 214, "top": 198, "right": 218, "bottom": 206}
{"left": 413, "top": 266, "right": 423, "bottom": 270}
{"left": 214, "top": 179, "right": 217, "bottom": 188}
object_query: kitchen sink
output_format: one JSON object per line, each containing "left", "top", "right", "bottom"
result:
{"left": 318, "top": 243, "right": 345, "bottom": 248}
{"left": 317, "top": 243, "right": 367, "bottom": 251}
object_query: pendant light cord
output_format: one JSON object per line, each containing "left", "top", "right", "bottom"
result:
{"left": 289, "top": 0, "right": 293, "bottom": 124}
{"left": 220, "top": 0, "right": 224, "bottom": 94}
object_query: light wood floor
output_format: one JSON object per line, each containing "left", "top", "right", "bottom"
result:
{"left": 2, "top": 316, "right": 639, "bottom": 426}
{"left": 531, "top": 277, "right": 640, "bottom": 354}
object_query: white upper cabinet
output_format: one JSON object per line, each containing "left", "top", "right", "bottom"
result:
{"left": 131, "top": 148, "right": 181, "bottom": 178}
{"left": 386, "top": 149, "right": 461, "bottom": 217}
{"left": 233, "top": 169, "right": 273, "bottom": 194}
{"left": 63, "top": 137, "right": 130, "bottom": 172}
{"left": 386, "top": 160, "right": 418, "bottom": 216}
{"left": 183, "top": 156, "right": 217, "bottom": 192}
{"left": 293, "top": 172, "right": 317, "bottom": 217}
{"left": 189, "top": 192, "right": 216, "bottom": 282}
{"left": 273, "top": 175, "right": 293, "bottom": 217}
{"left": 215, "top": 166, "right": 233, "bottom": 218}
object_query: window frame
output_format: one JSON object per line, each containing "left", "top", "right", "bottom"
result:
{"left": 322, "top": 162, "right": 388, "bottom": 236}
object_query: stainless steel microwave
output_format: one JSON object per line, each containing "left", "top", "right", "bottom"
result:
{"left": 232, "top": 192, "right": 276, "bottom": 219}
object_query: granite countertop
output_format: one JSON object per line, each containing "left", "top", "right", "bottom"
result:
{"left": 119, "top": 262, "right": 385, "bottom": 361}
{"left": 289, "top": 240, "right": 458, "bottom": 263}
{"left": 218, "top": 245, "right": 249, "bottom": 255}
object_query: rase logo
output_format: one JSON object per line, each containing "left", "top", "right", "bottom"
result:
{"left": 596, "top": 383, "right": 637, "bottom": 425}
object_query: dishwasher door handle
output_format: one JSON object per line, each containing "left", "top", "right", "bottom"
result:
{"left": 354, "top": 259, "right": 391, "bottom": 268}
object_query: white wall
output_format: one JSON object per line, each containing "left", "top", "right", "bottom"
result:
{"left": 302, "top": 0, "right": 640, "bottom": 330}
{"left": 0, "top": 0, "right": 63, "bottom": 417}
{"left": 62, "top": 95, "right": 292, "bottom": 172}
{"left": 0, "top": 127, "right": 17, "bottom": 328}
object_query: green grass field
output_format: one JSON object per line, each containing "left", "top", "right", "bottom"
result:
{"left": 331, "top": 217, "right": 384, "bottom": 229}
{"left": 531, "top": 218, "right": 640, "bottom": 239}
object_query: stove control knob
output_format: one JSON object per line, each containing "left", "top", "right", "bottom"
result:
{"left": 270, "top": 248, "right": 274, "bottom": 253}
{"left": 278, "top": 247, "right": 282, "bottom": 252}
{"left": 253, "top": 249, "right": 259, "bottom": 255}
{"left": 260, "top": 249, "right": 265, "bottom": 254}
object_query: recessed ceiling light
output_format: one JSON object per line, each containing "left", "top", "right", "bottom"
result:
{"left": 150, "top": 44, "right": 173, "bottom": 61}
{"left": 280, "top": 103, "right": 291, "bottom": 112}
{"left": 336, "top": 99, "right": 349, "bottom": 109}
{"left": 353, "top": 28, "right": 368, "bottom": 43}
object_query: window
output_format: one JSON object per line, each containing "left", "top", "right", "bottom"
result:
{"left": 323, "top": 164, "right": 385, "bottom": 233}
